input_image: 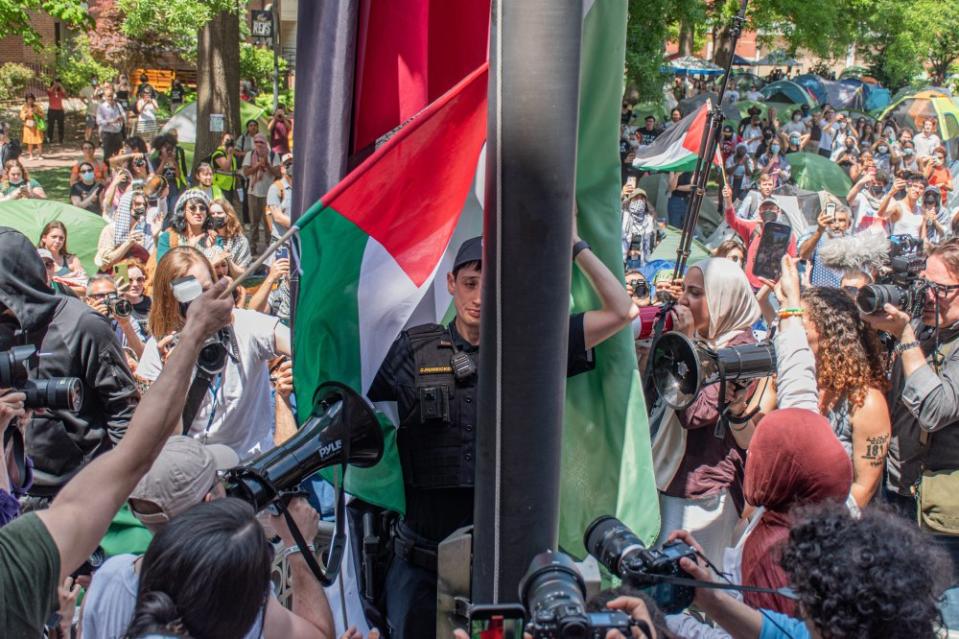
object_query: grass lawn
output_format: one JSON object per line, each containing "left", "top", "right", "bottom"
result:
{"left": 30, "top": 166, "right": 73, "bottom": 203}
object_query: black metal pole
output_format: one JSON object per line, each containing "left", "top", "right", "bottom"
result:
{"left": 472, "top": 0, "right": 583, "bottom": 605}
{"left": 673, "top": 0, "right": 749, "bottom": 278}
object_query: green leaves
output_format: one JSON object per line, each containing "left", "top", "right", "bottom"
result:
{"left": 0, "top": 0, "right": 91, "bottom": 48}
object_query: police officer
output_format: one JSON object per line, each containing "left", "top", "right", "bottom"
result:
{"left": 368, "top": 233, "right": 637, "bottom": 638}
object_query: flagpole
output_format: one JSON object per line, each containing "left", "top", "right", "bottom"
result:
{"left": 673, "top": 0, "right": 749, "bottom": 279}
{"left": 472, "top": 0, "right": 583, "bottom": 608}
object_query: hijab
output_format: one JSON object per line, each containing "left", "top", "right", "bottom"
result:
{"left": 694, "top": 257, "right": 760, "bottom": 348}
{"left": 113, "top": 190, "right": 135, "bottom": 245}
{"left": 741, "top": 408, "right": 852, "bottom": 615}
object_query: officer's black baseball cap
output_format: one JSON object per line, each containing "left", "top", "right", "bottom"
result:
{"left": 453, "top": 236, "right": 483, "bottom": 272}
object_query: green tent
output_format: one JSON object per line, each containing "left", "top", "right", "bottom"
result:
{"left": 786, "top": 152, "right": 853, "bottom": 198}
{"left": 723, "top": 100, "right": 793, "bottom": 125}
{"left": 0, "top": 200, "right": 107, "bottom": 275}
{"left": 650, "top": 225, "right": 711, "bottom": 263}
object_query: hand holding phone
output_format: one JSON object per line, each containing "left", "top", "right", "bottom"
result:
{"left": 753, "top": 222, "right": 793, "bottom": 281}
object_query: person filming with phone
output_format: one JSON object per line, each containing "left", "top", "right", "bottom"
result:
{"left": 798, "top": 200, "right": 852, "bottom": 287}
{"left": 722, "top": 184, "right": 797, "bottom": 290}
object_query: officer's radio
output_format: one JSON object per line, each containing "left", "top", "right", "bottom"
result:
{"left": 451, "top": 350, "right": 477, "bottom": 381}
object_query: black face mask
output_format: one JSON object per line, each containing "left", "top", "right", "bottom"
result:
{"left": 211, "top": 216, "right": 227, "bottom": 230}
{"left": 131, "top": 206, "right": 146, "bottom": 219}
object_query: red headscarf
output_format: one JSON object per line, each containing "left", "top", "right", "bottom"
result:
{"left": 741, "top": 408, "right": 852, "bottom": 615}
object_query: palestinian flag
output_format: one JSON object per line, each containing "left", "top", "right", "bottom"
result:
{"left": 632, "top": 100, "right": 724, "bottom": 174}
{"left": 563, "top": 0, "right": 659, "bottom": 551}
{"left": 292, "top": 64, "right": 489, "bottom": 512}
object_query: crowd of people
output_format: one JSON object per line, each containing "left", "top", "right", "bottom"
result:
{"left": 3, "top": 59, "right": 959, "bottom": 638}
{"left": 615, "top": 78, "right": 959, "bottom": 637}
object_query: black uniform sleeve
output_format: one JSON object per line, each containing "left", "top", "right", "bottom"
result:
{"left": 368, "top": 332, "right": 411, "bottom": 402}
{"left": 566, "top": 313, "right": 596, "bottom": 378}
{"left": 78, "top": 313, "right": 139, "bottom": 444}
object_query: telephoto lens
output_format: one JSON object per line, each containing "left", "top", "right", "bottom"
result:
{"left": 519, "top": 551, "right": 590, "bottom": 638}
{"left": 23, "top": 378, "right": 83, "bottom": 412}
{"left": 856, "top": 284, "right": 906, "bottom": 315}
{"left": 584, "top": 515, "right": 645, "bottom": 577}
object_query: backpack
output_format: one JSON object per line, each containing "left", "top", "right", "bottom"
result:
{"left": 1, "top": 138, "right": 21, "bottom": 165}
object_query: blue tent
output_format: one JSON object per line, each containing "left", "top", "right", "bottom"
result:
{"left": 793, "top": 74, "right": 828, "bottom": 104}
{"left": 866, "top": 87, "right": 891, "bottom": 112}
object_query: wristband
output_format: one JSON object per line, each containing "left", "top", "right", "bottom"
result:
{"left": 572, "top": 240, "right": 590, "bottom": 261}
{"left": 894, "top": 340, "right": 920, "bottom": 355}
{"left": 777, "top": 308, "right": 803, "bottom": 319}
{"left": 281, "top": 543, "right": 315, "bottom": 560}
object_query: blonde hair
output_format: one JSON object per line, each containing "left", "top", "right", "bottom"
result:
{"left": 148, "top": 247, "right": 215, "bottom": 338}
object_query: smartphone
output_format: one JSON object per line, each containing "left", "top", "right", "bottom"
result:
{"left": 114, "top": 263, "right": 129, "bottom": 282}
{"left": 275, "top": 246, "right": 289, "bottom": 261}
{"left": 753, "top": 221, "right": 793, "bottom": 280}
{"left": 626, "top": 175, "right": 638, "bottom": 189}
{"left": 468, "top": 604, "right": 526, "bottom": 639}
{"left": 825, "top": 201, "right": 836, "bottom": 223}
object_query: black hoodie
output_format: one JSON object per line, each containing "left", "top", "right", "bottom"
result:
{"left": 0, "top": 227, "right": 138, "bottom": 494}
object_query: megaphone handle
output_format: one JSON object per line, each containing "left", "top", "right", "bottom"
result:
{"left": 277, "top": 493, "right": 343, "bottom": 587}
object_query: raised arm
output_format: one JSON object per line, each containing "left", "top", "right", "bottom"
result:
{"left": 36, "top": 278, "right": 235, "bottom": 583}
{"left": 575, "top": 223, "right": 638, "bottom": 350}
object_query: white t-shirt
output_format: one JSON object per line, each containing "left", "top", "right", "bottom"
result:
{"left": 742, "top": 124, "right": 763, "bottom": 154}
{"left": 782, "top": 120, "right": 805, "bottom": 137}
{"left": 137, "top": 308, "right": 282, "bottom": 458}
{"left": 746, "top": 90, "right": 763, "bottom": 101}
{"left": 914, "top": 132, "right": 942, "bottom": 158}
{"left": 892, "top": 200, "right": 923, "bottom": 238}
{"left": 852, "top": 191, "right": 886, "bottom": 233}
{"left": 817, "top": 120, "right": 836, "bottom": 151}
{"left": 242, "top": 150, "right": 281, "bottom": 198}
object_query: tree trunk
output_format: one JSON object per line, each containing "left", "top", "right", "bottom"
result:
{"left": 195, "top": 10, "right": 240, "bottom": 170}
{"left": 678, "top": 19, "right": 694, "bottom": 56}
{"left": 713, "top": 24, "right": 734, "bottom": 67}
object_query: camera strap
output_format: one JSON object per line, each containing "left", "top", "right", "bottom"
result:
{"left": 181, "top": 373, "right": 213, "bottom": 435}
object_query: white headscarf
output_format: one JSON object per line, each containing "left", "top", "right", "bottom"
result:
{"left": 691, "top": 257, "right": 760, "bottom": 348}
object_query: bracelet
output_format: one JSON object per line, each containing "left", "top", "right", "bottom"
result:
{"left": 281, "top": 543, "right": 315, "bottom": 561}
{"left": 777, "top": 308, "right": 803, "bottom": 319}
{"left": 572, "top": 240, "right": 590, "bottom": 261}
{"left": 894, "top": 340, "right": 920, "bottom": 355}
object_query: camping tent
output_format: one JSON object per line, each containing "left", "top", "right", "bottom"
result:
{"left": 755, "top": 50, "right": 801, "bottom": 68}
{"left": 159, "top": 101, "right": 269, "bottom": 144}
{"left": 761, "top": 80, "right": 817, "bottom": 108}
{"left": 664, "top": 55, "right": 723, "bottom": 76}
{"left": 793, "top": 74, "right": 828, "bottom": 104}
{"left": 786, "top": 152, "right": 853, "bottom": 198}
{"left": 880, "top": 89, "right": 959, "bottom": 158}
{"left": 0, "top": 200, "right": 106, "bottom": 275}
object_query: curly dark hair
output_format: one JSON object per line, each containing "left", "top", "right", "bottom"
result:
{"left": 801, "top": 286, "right": 887, "bottom": 410}
{"left": 781, "top": 502, "right": 951, "bottom": 639}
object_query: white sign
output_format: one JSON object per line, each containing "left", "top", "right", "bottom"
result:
{"left": 210, "top": 113, "right": 225, "bottom": 133}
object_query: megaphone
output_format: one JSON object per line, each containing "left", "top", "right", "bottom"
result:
{"left": 633, "top": 305, "right": 674, "bottom": 340}
{"left": 651, "top": 332, "right": 775, "bottom": 411}
{"left": 226, "top": 381, "right": 383, "bottom": 510}
{"left": 225, "top": 381, "right": 383, "bottom": 587}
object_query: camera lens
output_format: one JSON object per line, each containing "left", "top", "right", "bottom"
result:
{"left": 23, "top": 378, "right": 83, "bottom": 411}
{"left": 857, "top": 284, "right": 903, "bottom": 315}
{"left": 112, "top": 298, "right": 132, "bottom": 318}
{"left": 519, "top": 551, "right": 589, "bottom": 639}
{"left": 584, "top": 515, "right": 645, "bottom": 577}
{"left": 197, "top": 334, "right": 228, "bottom": 376}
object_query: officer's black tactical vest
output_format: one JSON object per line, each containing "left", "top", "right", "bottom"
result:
{"left": 398, "top": 324, "right": 476, "bottom": 490}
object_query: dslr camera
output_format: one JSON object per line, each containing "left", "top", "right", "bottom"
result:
{"left": 519, "top": 551, "right": 642, "bottom": 639}
{"left": 171, "top": 276, "right": 232, "bottom": 378}
{"left": 856, "top": 234, "right": 927, "bottom": 317}
{"left": 585, "top": 516, "right": 696, "bottom": 614}
{"left": 102, "top": 293, "right": 132, "bottom": 319}
{"left": 0, "top": 345, "right": 82, "bottom": 411}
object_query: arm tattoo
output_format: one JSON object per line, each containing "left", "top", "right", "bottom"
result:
{"left": 862, "top": 434, "right": 890, "bottom": 467}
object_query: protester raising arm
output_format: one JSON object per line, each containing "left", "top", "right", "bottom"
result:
{"left": 876, "top": 176, "right": 906, "bottom": 225}
{"left": 574, "top": 215, "right": 638, "bottom": 349}
{"left": 35, "top": 278, "right": 234, "bottom": 585}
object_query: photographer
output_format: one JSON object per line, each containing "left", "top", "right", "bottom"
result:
{"left": 81, "top": 437, "right": 335, "bottom": 639}
{"left": 797, "top": 202, "right": 851, "bottom": 287}
{"left": 211, "top": 132, "right": 241, "bottom": 210}
{"left": 0, "top": 227, "right": 139, "bottom": 502}
{"left": 668, "top": 502, "right": 950, "bottom": 639}
{"left": 137, "top": 246, "right": 291, "bottom": 459}
{"left": 864, "top": 238, "right": 959, "bottom": 625}
{"left": 0, "top": 276, "right": 233, "bottom": 635}
{"left": 85, "top": 274, "right": 146, "bottom": 359}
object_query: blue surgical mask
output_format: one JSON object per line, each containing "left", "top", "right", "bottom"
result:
{"left": 81, "top": 170, "right": 95, "bottom": 183}
{"left": 770, "top": 144, "right": 781, "bottom": 154}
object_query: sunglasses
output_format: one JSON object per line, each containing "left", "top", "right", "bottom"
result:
{"left": 186, "top": 204, "right": 208, "bottom": 213}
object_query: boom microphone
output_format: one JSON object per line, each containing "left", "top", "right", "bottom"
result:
{"left": 817, "top": 233, "right": 889, "bottom": 274}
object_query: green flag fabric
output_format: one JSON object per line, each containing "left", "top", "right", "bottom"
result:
{"left": 564, "top": 0, "right": 659, "bottom": 553}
